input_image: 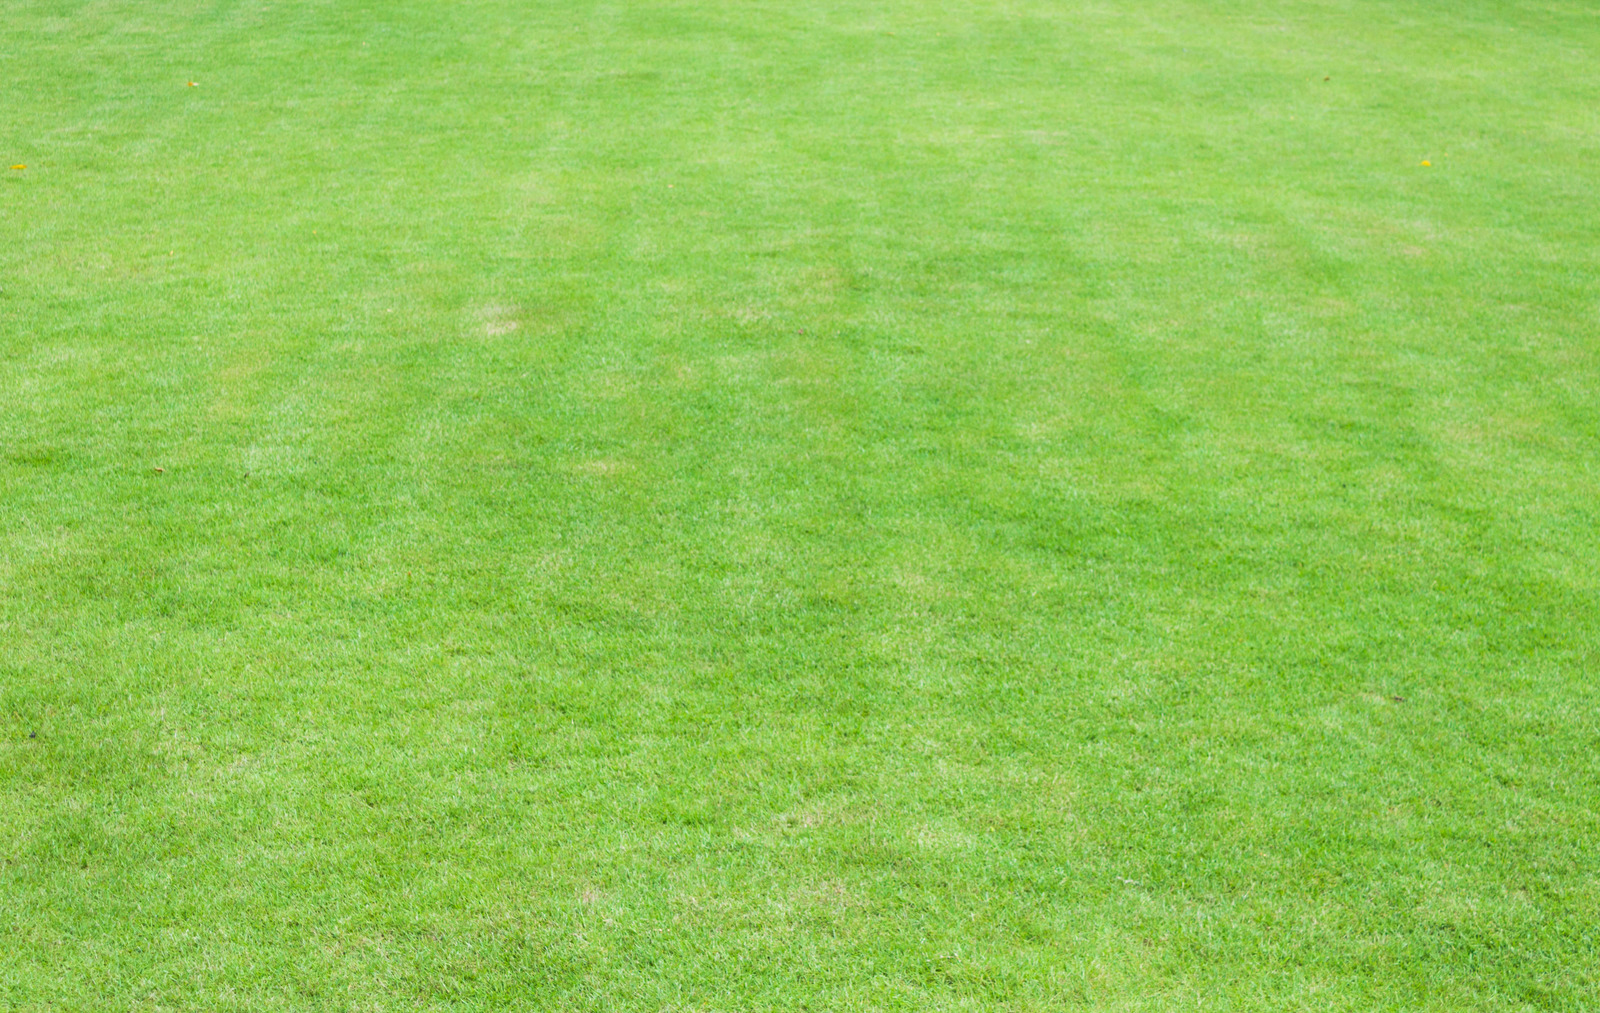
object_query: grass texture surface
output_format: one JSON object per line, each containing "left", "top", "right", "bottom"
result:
{"left": 2, "top": 0, "right": 1598, "bottom": 1009}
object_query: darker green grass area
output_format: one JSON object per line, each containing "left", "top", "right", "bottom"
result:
{"left": 2, "top": 0, "right": 1598, "bottom": 1009}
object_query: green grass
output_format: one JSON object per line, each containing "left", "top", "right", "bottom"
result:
{"left": 3, "top": 0, "right": 1598, "bottom": 1008}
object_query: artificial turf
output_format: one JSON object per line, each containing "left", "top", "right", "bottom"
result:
{"left": 2, "top": 0, "right": 1598, "bottom": 1008}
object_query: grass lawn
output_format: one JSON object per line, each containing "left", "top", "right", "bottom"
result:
{"left": 3, "top": 0, "right": 1598, "bottom": 1008}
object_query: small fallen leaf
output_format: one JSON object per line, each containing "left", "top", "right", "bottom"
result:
{"left": 154, "top": 466, "right": 165, "bottom": 473}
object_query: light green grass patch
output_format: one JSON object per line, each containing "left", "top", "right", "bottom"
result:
{"left": 2, "top": 0, "right": 1598, "bottom": 1009}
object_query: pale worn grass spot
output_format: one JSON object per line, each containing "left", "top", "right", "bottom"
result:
{"left": 476, "top": 304, "right": 522, "bottom": 337}
{"left": 790, "top": 878, "right": 855, "bottom": 912}
{"left": 573, "top": 459, "right": 630, "bottom": 476}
